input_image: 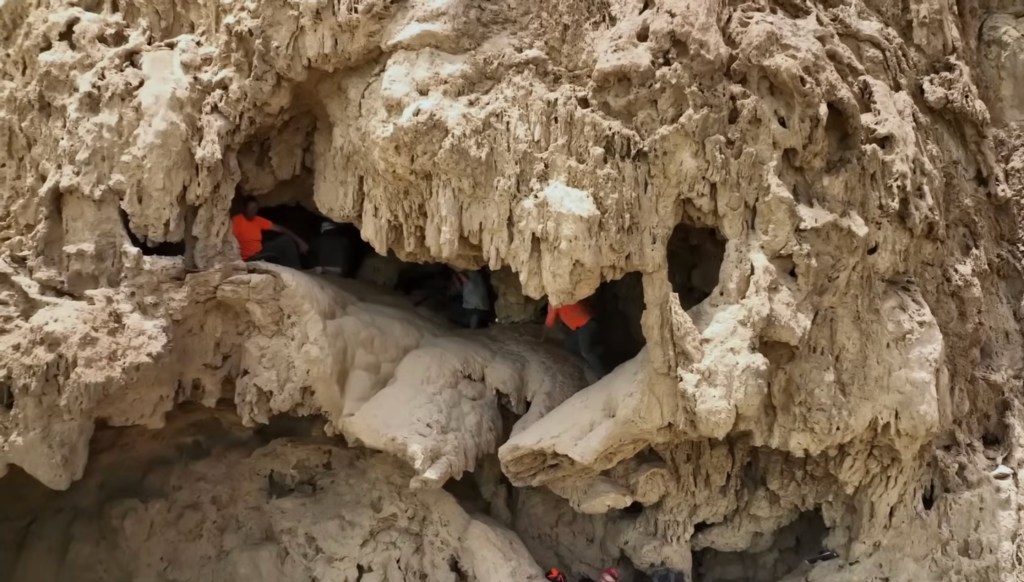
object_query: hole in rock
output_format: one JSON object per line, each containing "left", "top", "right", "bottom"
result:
{"left": 921, "top": 481, "right": 937, "bottom": 511}
{"left": 667, "top": 224, "right": 726, "bottom": 308}
{"left": 671, "top": 40, "right": 689, "bottom": 60}
{"left": 981, "top": 432, "right": 1002, "bottom": 449}
{"left": 692, "top": 509, "right": 829, "bottom": 582}
{"left": 591, "top": 272, "right": 648, "bottom": 372}
{"left": 866, "top": 243, "right": 878, "bottom": 256}
{"left": 640, "top": 0, "right": 653, "bottom": 13}
{"left": 443, "top": 474, "right": 491, "bottom": 515}
{"left": 727, "top": 104, "right": 740, "bottom": 125}
{"left": 447, "top": 556, "right": 469, "bottom": 581}
{"left": 255, "top": 414, "right": 327, "bottom": 444}
{"left": 58, "top": 17, "right": 79, "bottom": 49}
{"left": 0, "top": 380, "right": 13, "bottom": 411}
{"left": 98, "top": 27, "right": 128, "bottom": 47}
{"left": 623, "top": 501, "right": 644, "bottom": 515}
{"left": 824, "top": 102, "right": 856, "bottom": 163}
{"left": 636, "top": 22, "right": 650, "bottom": 42}
{"left": 120, "top": 210, "right": 185, "bottom": 257}
{"left": 577, "top": 96, "right": 591, "bottom": 109}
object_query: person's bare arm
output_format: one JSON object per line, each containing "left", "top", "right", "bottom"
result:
{"left": 270, "top": 224, "right": 310, "bottom": 253}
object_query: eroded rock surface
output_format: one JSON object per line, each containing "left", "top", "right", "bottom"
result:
{"left": 0, "top": 409, "right": 547, "bottom": 582}
{"left": 2, "top": 0, "right": 1024, "bottom": 580}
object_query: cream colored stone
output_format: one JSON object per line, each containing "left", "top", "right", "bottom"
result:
{"left": 0, "top": 0, "right": 1022, "bottom": 579}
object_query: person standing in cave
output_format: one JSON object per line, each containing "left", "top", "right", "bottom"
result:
{"left": 450, "top": 269, "right": 491, "bottom": 329}
{"left": 543, "top": 299, "right": 606, "bottom": 378}
{"left": 231, "top": 195, "right": 309, "bottom": 269}
{"left": 313, "top": 220, "right": 356, "bottom": 276}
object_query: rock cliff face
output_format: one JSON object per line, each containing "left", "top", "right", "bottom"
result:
{"left": 1, "top": 0, "right": 1023, "bottom": 580}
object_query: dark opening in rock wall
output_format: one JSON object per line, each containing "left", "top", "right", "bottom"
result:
{"left": 667, "top": 225, "right": 726, "bottom": 308}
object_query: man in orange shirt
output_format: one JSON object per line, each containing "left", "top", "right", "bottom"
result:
{"left": 544, "top": 299, "right": 605, "bottom": 377}
{"left": 231, "top": 196, "right": 309, "bottom": 269}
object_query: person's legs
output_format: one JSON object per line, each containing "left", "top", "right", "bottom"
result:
{"left": 316, "top": 232, "right": 352, "bottom": 275}
{"left": 574, "top": 320, "right": 606, "bottom": 377}
{"left": 467, "top": 308, "right": 487, "bottom": 329}
{"left": 250, "top": 236, "right": 301, "bottom": 269}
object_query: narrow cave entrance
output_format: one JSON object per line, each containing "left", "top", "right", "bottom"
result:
{"left": 256, "top": 201, "right": 374, "bottom": 274}
{"left": 692, "top": 509, "right": 830, "bottom": 582}
{"left": 592, "top": 272, "right": 647, "bottom": 370}
{"left": 540, "top": 271, "right": 647, "bottom": 378}
{"left": 230, "top": 193, "right": 374, "bottom": 275}
{"left": 120, "top": 209, "right": 185, "bottom": 257}
{"left": 667, "top": 224, "right": 725, "bottom": 308}
{"left": 230, "top": 192, "right": 503, "bottom": 329}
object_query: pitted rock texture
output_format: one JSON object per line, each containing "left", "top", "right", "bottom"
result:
{"left": 0, "top": 409, "right": 547, "bottom": 582}
{"left": 1, "top": 0, "right": 1024, "bottom": 580}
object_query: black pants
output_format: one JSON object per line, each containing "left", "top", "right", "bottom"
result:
{"left": 248, "top": 236, "right": 301, "bottom": 269}
{"left": 449, "top": 305, "right": 489, "bottom": 329}
{"left": 313, "top": 231, "right": 355, "bottom": 276}
{"left": 563, "top": 320, "right": 605, "bottom": 377}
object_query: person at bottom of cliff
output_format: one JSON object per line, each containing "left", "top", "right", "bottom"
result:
{"left": 450, "top": 269, "right": 491, "bottom": 329}
{"left": 543, "top": 299, "right": 605, "bottom": 378}
{"left": 599, "top": 567, "right": 620, "bottom": 582}
{"left": 231, "top": 196, "right": 309, "bottom": 269}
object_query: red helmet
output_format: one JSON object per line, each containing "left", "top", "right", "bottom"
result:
{"left": 546, "top": 567, "right": 567, "bottom": 582}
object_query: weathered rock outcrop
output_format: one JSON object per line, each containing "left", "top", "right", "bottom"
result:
{"left": 2, "top": 0, "right": 1024, "bottom": 580}
{"left": 0, "top": 409, "right": 548, "bottom": 581}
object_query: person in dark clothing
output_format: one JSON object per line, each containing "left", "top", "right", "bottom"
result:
{"left": 313, "top": 220, "right": 357, "bottom": 276}
{"left": 543, "top": 300, "right": 605, "bottom": 377}
{"left": 450, "top": 269, "right": 490, "bottom": 329}
{"left": 231, "top": 196, "right": 308, "bottom": 269}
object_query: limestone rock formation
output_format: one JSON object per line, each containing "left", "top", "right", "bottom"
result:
{"left": 1, "top": 0, "right": 1023, "bottom": 580}
{"left": 0, "top": 409, "right": 548, "bottom": 581}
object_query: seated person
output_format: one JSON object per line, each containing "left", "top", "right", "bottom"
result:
{"left": 231, "top": 196, "right": 309, "bottom": 269}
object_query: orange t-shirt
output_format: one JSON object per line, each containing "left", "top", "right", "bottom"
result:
{"left": 545, "top": 302, "right": 593, "bottom": 331}
{"left": 231, "top": 214, "right": 274, "bottom": 260}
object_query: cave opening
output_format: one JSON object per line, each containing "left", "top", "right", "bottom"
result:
{"left": 538, "top": 223, "right": 725, "bottom": 378}
{"left": 667, "top": 223, "right": 726, "bottom": 308}
{"left": 229, "top": 194, "right": 374, "bottom": 275}
{"left": 120, "top": 209, "right": 185, "bottom": 257}
{"left": 230, "top": 191, "right": 505, "bottom": 329}
{"left": 691, "top": 509, "right": 830, "bottom": 582}
{"left": 539, "top": 271, "right": 647, "bottom": 380}
{"left": 592, "top": 271, "right": 647, "bottom": 370}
